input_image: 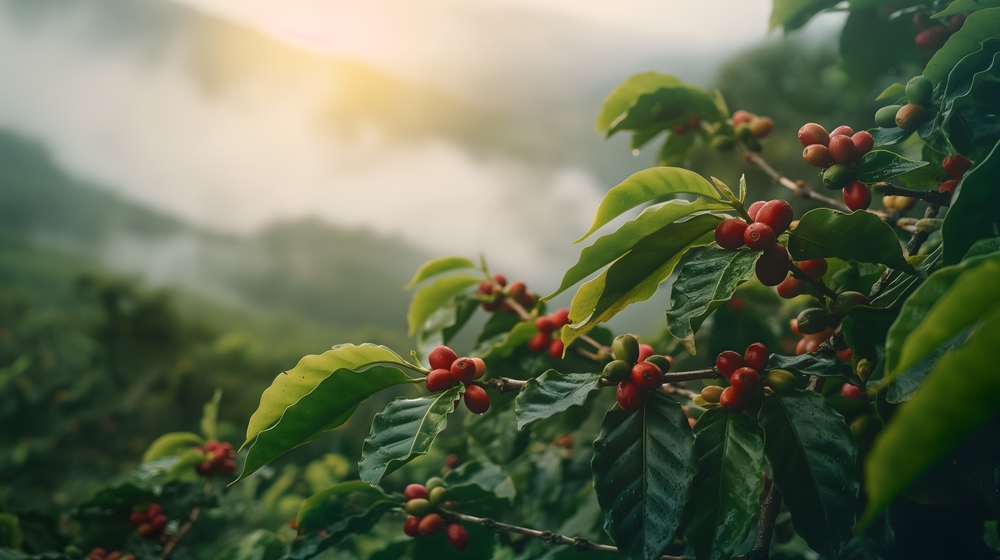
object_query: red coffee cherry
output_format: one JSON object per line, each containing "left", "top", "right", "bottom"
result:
{"left": 137, "top": 524, "right": 157, "bottom": 538}
{"left": 802, "top": 144, "right": 835, "bottom": 168}
{"left": 841, "top": 383, "right": 863, "bottom": 400}
{"left": 949, "top": 13, "right": 967, "bottom": 32}
{"left": 938, "top": 179, "right": 959, "bottom": 194}
{"left": 732, "top": 110, "right": 755, "bottom": 125}
{"left": 631, "top": 362, "right": 664, "bottom": 390}
{"left": 942, "top": 154, "right": 972, "bottom": 178}
{"left": 616, "top": 380, "right": 645, "bottom": 411}
{"left": 749, "top": 117, "right": 774, "bottom": 138}
{"left": 755, "top": 200, "right": 793, "bottom": 235}
{"left": 797, "top": 123, "right": 830, "bottom": 147}
{"left": 404, "top": 516, "right": 422, "bottom": 537}
{"left": 843, "top": 181, "right": 872, "bottom": 211}
{"left": 516, "top": 291, "right": 537, "bottom": 310}
{"left": 106, "top": 553, "right": 121, "bottom": 560}
{"left": 528, "top": 332, "right": 550, "bottom": 352}
{"left": 755, "top": 243, "right": 790, "bottom": 287}
{"left": 418, "top": 513, "right": 445, "bottom": 536}
{"left": 715, "top": 350, "right": 746, "bottom": 378}
{"left": 129, "top": 511, "right": 149, "bottom": 527}
{"left": 797, "top": 258, "right": 828, "bottom": 279}
{"left": 744, "top": 222, "right": 776, "bottom": 251}
{"left": 830, "top": 125, "right": 854, "bottom": 138}
{"left": 551, "top": 308, "right": 571, "bottom": 327}
{"left": 715, "top": 219, "right": 748, "bottom": 250}
{"left": 535, "top": 316, "right": 555, "bottom": 333}
{"left": 429, "top": 346, "right": 458, "bottom": 371}
{"left": 404, "top": 484, "right": 430, "bottom": 501}
{"left": 744, "top": 342, "right": 769, "bottom": 372}
{"left": 446, "top": 523, "right": 470, "bottom": 551}
{"left": 912, "top": 11, "right": 931, "bottom": 29}
{"left": 915, "top": 26, "right": 948, "bottom": 50}
{"left": 746, "top": 201, "right": 766, "bottom": 221}
{"left": 450, "top": 358, "right": 478, "bottom": 384}
{"left": 493, "top": 274, "right": 507, "bottom": 287}
{"left": 851, "top": 131, "right": 874, "bottom": 155}
{"left": 147, "top": 504, "right": 163, "bottom": 518}
{"left": 507, "top": 281, "right": 527, "bottom": 298}
{"left": 477, "top": 280, "right": 493, "bottom": 295}
{"left": 796, "top": 336, "right": 821, "bottom": 355}
{"left": 548, "top": 339, "right": 565, "bottom": 359}
{"left": 730, "top": 367, "right": 761, "bottom": 395}
{"left": 464, "top": 384, "right": 491, "bottom": 414}
{"left": 719, "top": 386, "right": 745, "bottom": 412}
{"left": 838, "top": 348, "right": 854, "bottom": 362}
{"left": 426, "top": 369, "right": 456, "bottom": 392}
{"left": 637, "top": 344, "right": 655, "bottom": 362}
{"left": 150, "top": 515, "right": 167, "bottom": 532}
{"left": 776, "top": 275, "right": 805, "bottom": 299}
{"left": 828, "top": 135, "right": 858, "bottom": 164}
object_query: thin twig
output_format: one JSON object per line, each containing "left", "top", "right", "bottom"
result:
{"left": 483, "top": 369, "right": 719, "bottom": 394}
{"left": 160, "top": 481, "right": 211, "bottom": 558}
{"left": 449, "top": 511, "right": 697, "bottom": 560}
{"left": 746, "top": 485, "right": 782, "bottom": 560}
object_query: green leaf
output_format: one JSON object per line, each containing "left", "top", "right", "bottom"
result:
{"left": 870, "top": 126, "right": 913, "bottom": 147}
{"left": 407, "top": 274, "right": 482, "bottom": 336}
{"left": 0, "top": 515, "right": 23, "bottom": 549}
{"left": 596, "top": 73, "right": 683, "bottom": 132}
{"left": 592, "top": 392, "right": 696, "bottom": 560}
{"left": 885, "top": 253, "right": 1000, "bottom": 380}
{"left": 655, "top": 131, "right": 698, "bottom": 166}
{"left": 767, "top": 353, "right": 854, "bottom": 378}
{"left": 404, "top": 256, "right": 478, "bottom": 289}
{"left": 550, "top": 198, "right": 729, "bottom": 300}
{"left": 607, "top": 86, "right": 722, "bottom": 138}
{"left": 854, "top": 150, "right": 928, "bottom": 183}
{"left": 358, "top": 385, "right": 464, "bottom": 486}
{"left": 886, "top": 325, "right": 974, "bottom": 403}
{"left": 290, "top": 481, "right": 400, "bottom": 559}
{"left": 167, "top": 448, "right": 210, "bottom": 481}
{"left": 681, "top": 409, "right": 764, "bottom": 560}
{"left": 417, "top": 293, "right": 479, "bottom": 356}
{"left": 473, "top": 321, "right": 539, "bottom": 361}
{"left": 758, "top": 391, "right": 859, "bottom": 558}
{"left": 935, "top": 0, "right": 1000, "bottom": 18}
{"left": 515, "top": 370, "right": 604, "bottom": 429}
{"left": 575, "top": 168, "right": 723, "bottom": 242}
{"left": 940, "top": 48, "right": 1000, "bottom": 161}
{"left": 788, "top": 208, "right": 915, "bottom": 273}
{"left": 201, "top": 388, "right": 222, "bottom": 442}
{"left": 666, "top": 248, "right": 761, "bottom": 355}
{"left": 442, "top": 460, "right": 516, "bottom": 516}
{"left": 861, "top": 308, "right": 1000, "bottom": 527}
{"left": 77, "top": 483, "right": 154, "bottom": 512}
{"left": 142, "top": 432, "right": 205, "bottom": 462}
{"left": 944, "top": 139, "right": 1000, "bottom": 265}
{"left": 214, "top": 530, "right": 286, "bottom": 560}
{"left": 875, "top": 82, "right": 905, "bottom": 100}
{"left": 925, "top": 8, "right": 1000, "bottom": 84}
{"left": 770, "top": 0, "right": 840, "bottom": 31}
{"left": 562, "top": 215, "right": 721, "bottom": 349}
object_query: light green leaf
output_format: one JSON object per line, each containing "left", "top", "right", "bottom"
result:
{"left": 576, "top": 168, "right": 723, "bottom": 242}
{"left": 935, "top": 0, "right": 1000, "bottom": 18}
{"left": 404, "top": 256, "right": 478, "bottom": 289}
{"left": 875, "top": 82, "right": 905, "bottom": 101}
{"left": 854, "top": 150, "right": 928, "bottom": 183}
{"left": 201, "top": 388, "right": 222, "bottom": 441}
{"left": 788, "top": 208, "right": 915, "bottom": 273}
{"left": 924, "top": 8, "right": 1000, "bottom": 83}
{"left": 944, "top": 139, "right": 1000, "bottom": 265}
{"left": 0, "top": 514, "right": 23, "bottom": 549}
{"left": 473, "top": 321, "right": 539, "bottom": 361}
{"left": 167, "top": 448, "right": 210, "bottom": 481}
{"left": 655, "top": 130, "right": 698, "bottom": 165}
{"left": 515, "top": 370, "right": 604, "bottom": 429}
{"left": 143, "top": 432, "right": 205, "bottom": 462}
{"left": 407, "top": 274, "right": 482, "bottom": 336}
{"left": 596, "top": 72, "right": 683, "bottom": 132}
{"left": 359, "top": 385, "right": 464, "bottom": 486}
{"left": 771, "top": 0, "right": 840, "bottom": 31}
{"left": 666, "top": 248, "right": 761, "bottom": 355}
{"left": 608, "top": 85, "right": 722, "bottom": 138}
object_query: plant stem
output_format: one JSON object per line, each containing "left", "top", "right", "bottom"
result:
{"left": 872, "top": 183, "right": 951, "bottom": 206}
{"left": 787, "top": 262, "right": 838, "bottom": 301}
{"left": 160, "top": 481, "right": 211, "bottom": 558}
{"left": 484, "top": 369, "right": 719, "bottom": 393}
{"left": 447, "top": 511, "right": 697, "bottom": 560}
{"left": 746, "top": 485, "right": 782, "bottom": 560}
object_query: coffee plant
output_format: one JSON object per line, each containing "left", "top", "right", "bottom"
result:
{"left": 4, "top": 2, "right": 1000, "bottom": 559}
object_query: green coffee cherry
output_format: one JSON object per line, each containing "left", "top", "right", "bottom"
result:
{"left": 875, "top": 105, "right": 903, "bottom": 128}
{"left": 822, "top": 164, "right": 851, "bottom": 190}
{"left": 905, "top": 76, "right": 932, "bottom": 105}
{"left": 700, "top": 386, "right": 724, "bottom": 404}
{"left": 426, "top": 476, "right": 445, "bottom": 490}
{"left": 797, "top": 308, "right": 833, "bottom": 335}
{"left": 603, "top": 359, "right": 632, "bottom": 382}
{"left": 744, "top": 137, "right": 763, "bottom": 152}
{"left": 766, "top": 369, "right": 796, "bottom": 393}
{"left": 835, "top": 291, "right": 870, "bottom": 314}
{"left": 709, "top": 135, "right": 736, "bottom": 151}
{"left": 429, "top": 486, "right": 447, "bottom": 505}
{"left": 405, "top": 498, "right": 432, "bottom": 516}
{"left": 735, "top": 123, "right": 752, "bottom": 142}
{"left": 611, "top": 335, "right": 640, "bottom": 364}
{"left": 645, "top": 355, "right": 672, "bottom": 372}
{"left": 856, "top": 359, "right": 873, "bottom": 383}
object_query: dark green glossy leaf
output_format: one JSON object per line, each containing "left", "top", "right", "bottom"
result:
{"left": 515, "top": 370, "right": 604, "bottom": 429}
{"left": 562, "top": 215, "right": 720, "bottom": 348}
{"left": 854, "top": 150, "right": 928, "bottom": 183}
{"left": 841, "top": 8, "right": 924, "bottom": 82}
{"left": 842, "top": 306, "right": 897, "bottom": 362}
{"left": 549, "top": 198, "right": 728, "bottom": 300}
{"left": 290, "top": 481, "right": 400, "bottom": 559}
{"left": 944, "top": 144, "right": 1000, "bottom": 265}
{"left": 770, "top": 0, "right": 839, "bottom": 31}
{"left": 575, "top": 168, "right": 723, "bottom": 242}
{"left": 681, "top": 409, "right": 765, "bottom": 560}
{"left": 940, "top": 46, "right": 1000, "bottom": 161}
{"left": 862, "top": 308, "right": 1000, "bottom": 527}
{"left": 596, "top": 73, "right": 683, "bottom": 132}
{"left": 666, "top": 248, "right": 761, "bottom": 355}
{"left": 407, "top": 274, "right": 482, "bottom": 336}
{"left": 788, "top": 208, "right": 915, "bottom": 273}
{"left": 359, "top": 385, "right": 464, "bottom": 486}
{"left": 767, "top": 353, "right": 853, "bottom": 378}
{"left": 924, "top": 7, "right": 1000, "bottom": 84}
{"left": 870, "top": 126, "right": 913, "bottom": 147}
{"left": 592, "top": 392, "right": 696, "bottom": 560}
{"left": 465, "top": 395, "right": 530, "bottom": 464}
{"left": 869, "top": 245, "right": 943, "bottom": 308}
{"left": 441, "top": 460, "right": 516, "bottom": 516}
{"left": 759, "top": 391, "right": 859, "bottom": 557}
{"left": 214, "top": 530, "right": 286, "bottom": 560}
{"left": 405, "top": 256, "right": 477, "bottom": 289}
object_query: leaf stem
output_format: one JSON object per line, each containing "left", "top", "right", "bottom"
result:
{"left": 485, "top": 368, "right": 719, "bottom": 394}
{"left": 787, "top": 262, "right": 839, "bottom": 301}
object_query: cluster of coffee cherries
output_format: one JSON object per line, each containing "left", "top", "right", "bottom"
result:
{"left": 775, "top": 258, "right": 827, "bottom": 299}
{"left": 791, "top": 291, "right": 869, "bottom": 356}
{"left": 875, "top": 75, "right": 934, "bottom": 134}
{"left": 527, "top": 308, "right": 571, "bottom": 358}
{"left": 194, "top": 439, "right": 236, "bottom": 477}
{"left": 882, "top": 194, "right": 917, "bottom": 213}
{"left": 911, "top": 10, "right": 966, "bottom": 50}
{"left": 733, "top": 110, "right": 774, "bottom": 140}
{"left": 476, "top": 274, "right": 537, "bottom": 314}
{"left": 424, "top": 345, "right": 490, "bottom": 414}
{"left": 714, "top": 199, "right": 792, "bottom": 286}
{"left": 672, "top": 116, "right": 702, "bottom": 135}
{"left": 87, "top": 549, "right": 134, "bottom": 560}
{"left": 937, "top": 153, "right": 972, "bottom": 194}
{"left": 706, "top": 343, "right": 769, "bottom": 413}
{"left": 602, "top": 334, "right": 674, "bottom": 412}
{"left": 402, "top": 480, "right": 469, "bottom": 551}
{"left": 128, "top": 503, "right": 168, "bottom": 540}
{"left": 799, "top": 122, "right": 875, "bottom": 211}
